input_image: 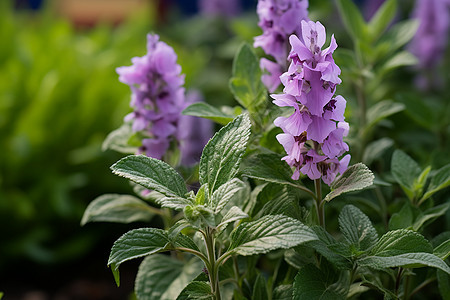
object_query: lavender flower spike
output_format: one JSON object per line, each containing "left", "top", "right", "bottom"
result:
{"left": 254, "top": 0, "right": 309, "bottom": 92}
{"left": 273, "top": 21, "right": 350, "bottom": 185}
{"left": 116, "top": 34, "right": 186, "bottom": 160}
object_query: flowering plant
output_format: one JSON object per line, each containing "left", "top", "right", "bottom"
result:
{"left": 81, "top": 0, "right": 450, "bottom": 299}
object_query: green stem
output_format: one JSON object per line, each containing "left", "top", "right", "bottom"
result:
{"left": 395, "top": 268, "right": 404, "bottom": 298}
{"left": 408, "top": 277, "right": 435, "bottom": 299}
{"left": 205, "top": 228, "right": 221, "bottom": 300}
{"left": 173, "top": 247, "right": 209, "bottom": 267}
{"left": 314, "top": 179, "right": 325, "bottom": 228}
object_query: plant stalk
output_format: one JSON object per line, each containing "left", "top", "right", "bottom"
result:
{"left": 314, "top": 179, "right": 325, "bottom": 228}
{"left": 205, "top": 228, "right": 221, "bottom": 300}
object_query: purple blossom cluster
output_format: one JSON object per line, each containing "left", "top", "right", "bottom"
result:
{"left": 254, "top": 0, "right": 309, "bottom": 92}
{"left": 273, "top": 20, "right": 350, "bottom": 185}
{"left": 409, "top": 0, "right": 450, "bottom": 70}
{"left": 116, "top": 34, "right": 186, "bottom": 160}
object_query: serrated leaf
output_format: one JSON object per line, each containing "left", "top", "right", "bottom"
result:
{"left": 391, "top": 150, "right": 421, "bottom": 200}
{"left": 217, "top": 206, "right": 248, "bottom": 231}
{"left": 362, "top": 138, "right": 394, "bottom": 165}
{"left": 358, "top": 252, "right": 450, "bottom": 274}
{"left": 176, "top": 281, "right": 213, "bottom": 300}
{"left": 413, "top": 203, "right": 450, "bottom": 231}
{"left": 324, "top": 163, "right": 374, "bottom": 202}
{"left": 108, "top": 228, "right": 169, "bottom": 286}
{"left": 339, "top": 205, "right": 378, "bottom": 252}
{"left": 255, "top": 185, "right": 302, "bottom": 220}
{"left": 210, "top": 178, "right": 246, "bottom": 213}
{"left": 293, "top": 264, "right": 345, "bottom": 300}
{"left": 421, "top": 164, "right": 450, "bottom": 201}
{"left": 336, "top": 0, "right": 368, "bottom": 42}
{"left": 182, "top": 102, "right": 234, "bottom": 125}
{"left": 368, "top": 0, "right": 397, "bottom": 41}
{"left": 228, "top": 215, "right": 317, "bottom": 256}
{"left": 307, "top": 226, "right": 352, "bottom": 270}
{"left": 135, "top": 255, "right": 202, "bottom": 300}
{"left": 229, "top": 43, "right": 266, "bottom": 113}
{"left": 81, "top": 194, "right": 154, "bottom": 225}
{"left": 199, "top": 114, "right": 251, "bottom": 193}
{"left": 284, "top": 247, "right": 316, "bottom": 270}
{"left": 380, "top": 51, "right": 418, "bottom": 74}
{"left": 366, "top": 100, "right": 405, "bottom": 130}
{"left": 240, "top": 153, "right": 301, "bottom": 189}
{"left": 434, "top": 239, "right": 450, "bottom": 260}
{"left": 171, "top": 233, "right": 201, "bottom": 253}
{"left": 111, "top": 155, "right": 188, "bottom": 198}
{"left": 370, "top": 229, "right": 432, "bottom": 257}
{"left": 273, "top": 285, "right": 293, "bottom": 300}
{"left": 102, "top": 123, "right": 137, "bottom": 153}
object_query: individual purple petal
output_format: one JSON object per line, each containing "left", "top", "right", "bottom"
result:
{"left": 306, "top": 115, "right": 336, "bottom": 143}
{"left": 323, "top": 95, "right": 346, "bottom": 122}
{"left": 261, "top": 58, "right": 283, "bottom": 92}
{"left": 322, "top": 128, "right": 349, "bottom": 158}
{"left": 140, "top": 138, "right": 170, "bottom": 160}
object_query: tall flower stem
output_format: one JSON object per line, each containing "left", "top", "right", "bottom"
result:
{"left": 205, "top": 228, "right": 221, "bottom": 300}
{"left": 314, "top": 179, "right": 325, "bottom": 228}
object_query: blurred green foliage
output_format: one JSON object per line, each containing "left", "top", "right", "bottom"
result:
{"left": 0, "top": 1, "right": 157, "bottom": 266}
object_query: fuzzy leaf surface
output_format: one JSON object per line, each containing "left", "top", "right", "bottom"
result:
{"left": 358, "top": 253, "right": 450, "bottom": 274}
{"left": 324, "top": 163, "right": 374, "bottom": 202}
{"left": 199, "top": 114, "right": 251, "bottom": 193}
{"left": 370, "top": 229, "right": 432, "bottom": 256}
{"left": 391, "top": 150, "right": 421, "bottom": 199}
{"left": 81, "top": 194, "right": 154, "bottom": 225}
{"left": 228, "top": 215, "right": 317, "bottom": 256}
{"left": 108, "top": 228, "right": 169, "bottom": 285}
{"left": 210, "top": 178, "right": 246, "bottom": 213}
{"left": 422, "top": 164, "right": 450, "bottom": 201}
{"left": 111, "top": 155, "right": 187, "bottom": 198}
{"left": 176, "top": 281, "right": 213, "bottom": 300}
{"left": 339, "top": 205, "right": 378, "bottom": 252}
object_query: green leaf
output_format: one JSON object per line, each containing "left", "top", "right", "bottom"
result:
{"left": 391, "top": 150, "right": 421, "bottom": 200}
{"left": 273, "top": 285, "right": 293, "bottom": 300}
{"left": 81, "top": 194, "right": 155, "bottom": 225}
{"left": 182, "top": 102, "right": 234, "bottom": 125}
{"left": 388, "top": 203, "right": 414, "bottom": 230}
{"left": 370, "top": 229, "right": 433, "bottom": 257}
{"left": 108, "top": 228, "right": 169, "bottom": 286}
{"left": 240, "top": 153, "right": 302, "bottom": 189}
{"left": 366, "top": 100, "right": 405, "bottom": 131}
{"left": 199, "top": 113, "right": 251, "bottom": 194}
{"left": 413, "top": 203, "right": 450, "bottom": 231}
{"left": 228, "top": 215, "right": 317, "bottom": 256}
{"left": 377, "top": 19, "right": 419, "bottom": 54}
{"left": 421, "top": 164, "right": 450, "bottom": 201}
{"left": 336, "top": 0, "right": 368, "bottom": 42}
{"left": 135, "top": 255, "right": 202, "bottom": 300}
{"left": 255, "top": 185, "right": 302, "bottom": 220}
{"left": 437, "top": 270, "right": 450, "bottom": 300}
{"left": 111, "top": 155, "right": 188, "bottom": 198}
{"left": 434, "top": 239, "right": 450, "bottom": 260}
{"left": 284, "top": 246, "right": 316, "bottom": 270}
{"left": 307, "top": 226, "right": 352, "bottom": 270}
{"left": 176, "top": 281, "right": 213, "bottom": 300}
{"left": 324, "top": 163, "right": 374, "bottom": 202}
{"left": 210, "top": 178, "right": 246, "bottom": 213}
{"left": 217, "top": 206, "right": 248, "bottom": 231}
{"left": 368, "top": 0, "right": 397, "bottom": 41}
{"left": 171, "top": 233, "right": 201, "bottom": 253}
{"left": 252, "top": 273, "right": 269, "bottom": 300}
{"left": 358, "top": 252, "right": 450, "bottom": 275}
{"left": 229, "top": 43, "right": 266, "bottom": 113}
{"left": 362, "top": 138, "right": 394, "bottom": 165}
{"left": 102, "top": 123, "right": 137, "bottom": 153}
{"left": 380, "top": 51, "right": 418, "bottom": 74}
{"left": 339, "top": 205, "right": 378, "bottom": 252}
{"left": 156, "top": 196, "right": 193, "bottom": 211}
{"left": 293, "top": 264, "right": 345, "bottom": 300}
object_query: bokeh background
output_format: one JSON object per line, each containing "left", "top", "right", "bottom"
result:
{"left": 0, "top": 0, "right": 448, "bottom": 299}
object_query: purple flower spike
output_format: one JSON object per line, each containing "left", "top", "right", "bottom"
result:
{"left": 254, "top": 0, "right": 309, "bottom": 91}
{"left": 273, "top": 21, "right": 350, "bottom": 185}
{"left": 117, "top": 34, "right": 187, "bottom": 161}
